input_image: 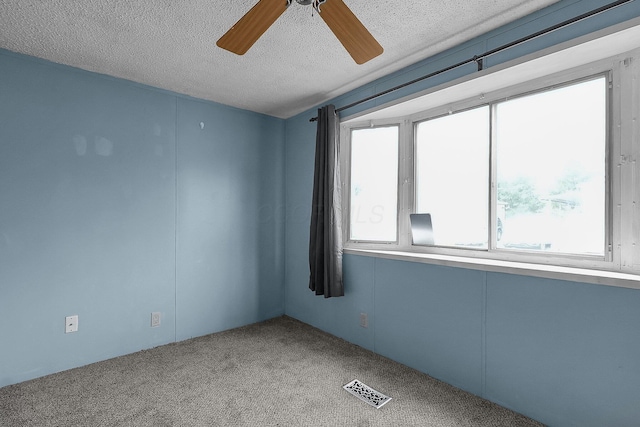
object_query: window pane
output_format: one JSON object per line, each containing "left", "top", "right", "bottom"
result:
{"left": 350, "top": 126, "right": 399, "bottom": 241}
{"left": 496, "top": 77, "right": 606, "bottom": 256}
{"left": 415, "top": 106, "right": 490, "bottom": 248}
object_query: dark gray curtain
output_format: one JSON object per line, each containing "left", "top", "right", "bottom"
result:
{"left": 309, "top": 104, "right": 343, "bottom": 298}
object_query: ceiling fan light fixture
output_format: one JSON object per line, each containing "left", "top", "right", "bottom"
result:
{"left": 295, "top": 0, "right": 313, "bottom": 5}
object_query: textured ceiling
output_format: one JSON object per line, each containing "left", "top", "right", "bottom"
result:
{"left": 0, "top": 0, "right": 561, "bottom": 118}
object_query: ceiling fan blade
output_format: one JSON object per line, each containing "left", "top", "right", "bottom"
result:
{"left": 317, "top": 0, "right": 383, "bottom": 64}
{"left": 217, "top": 0, "right": 289, "bottom": 55}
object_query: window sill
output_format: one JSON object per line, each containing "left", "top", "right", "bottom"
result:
{"left": 344, "top": 248, "right": 640, "bottom": 290}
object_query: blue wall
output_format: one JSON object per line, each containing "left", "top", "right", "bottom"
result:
{"left": 0, "top": 50, "right": 285, "bottom": 387}
{"left": 284, "top": 1, "right": 640, "bottom": 426}
{"left": 3, "top": 0, "right": 640, "bottom": 425}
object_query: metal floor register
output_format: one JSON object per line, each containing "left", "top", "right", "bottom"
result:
{"left": 343, "top": 379, "right": 392, "bottom": 409}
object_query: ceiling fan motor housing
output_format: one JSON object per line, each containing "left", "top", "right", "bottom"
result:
{"left": 293, "top": 0, "right": 327, "bottom": 7}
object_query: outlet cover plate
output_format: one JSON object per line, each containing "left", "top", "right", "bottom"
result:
{"left": 65, "top": 315, "right": 78, "bottom": 333}
{"left": 151, "top": 312, "right": 161, "bottom": 327}
{"left": 359, "top": 313, "right": 368, "bottom": 328}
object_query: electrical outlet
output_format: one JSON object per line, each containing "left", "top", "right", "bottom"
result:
{"left": 151, "top": 312, "right": 161, "bottom": 328}
{"left": 359, "top": 312, "right": 368, "bottom": 328}
{"left": 65, "top": 315, "right": 78, "bottom": 333}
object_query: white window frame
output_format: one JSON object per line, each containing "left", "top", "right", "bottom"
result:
{"left": 339, "top": 26, "right": 640, "bottom": 289}
{"left": 346, "top": 122, "right": 402, "bottom": 244}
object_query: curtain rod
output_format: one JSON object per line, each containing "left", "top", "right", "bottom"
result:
{"left": 309, "top": 0, "right": 634, "bottom": 122}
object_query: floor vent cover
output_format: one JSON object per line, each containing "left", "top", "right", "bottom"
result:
{"left": 343, "top": 379, "right": 392, "bottom": 409}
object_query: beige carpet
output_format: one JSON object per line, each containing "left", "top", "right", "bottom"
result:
{"left": 0, "top": 316, "right": 543, "bottom": 426}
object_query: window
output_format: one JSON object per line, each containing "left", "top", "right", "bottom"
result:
{"left": 415, "top": 106, "right": 490, "bottom": 249}
{"left": 495, "top": 78, "right": 606, "bottom": 256}
{"left": 341, "top": 44, "right": 640, "bottom": 280}
{"left": 349, "top": 126, "right": 399, "bottom": 242}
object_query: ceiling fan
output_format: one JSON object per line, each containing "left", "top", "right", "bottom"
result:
{"left": 216, "top": 0, "right": 383, "bottom": 64}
